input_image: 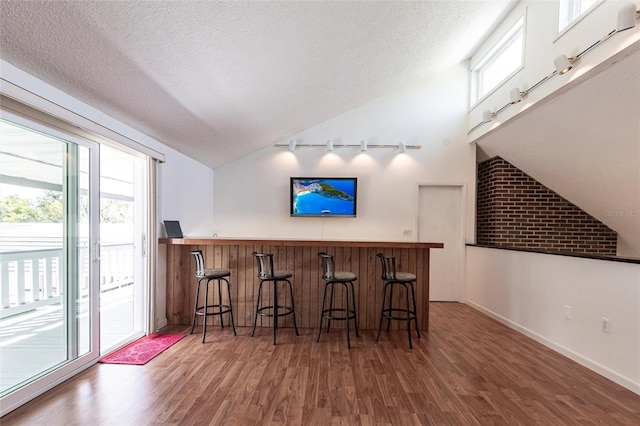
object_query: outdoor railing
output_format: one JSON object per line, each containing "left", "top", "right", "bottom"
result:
{"left": 0, "top": 243, "right": 134, "bottom": 319}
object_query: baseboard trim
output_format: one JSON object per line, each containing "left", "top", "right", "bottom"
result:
{"left": 155, "top": 317, "right": 168, "bottom": 331}
{"left": 465, "top": 300, "right": 640, "bottom": 395}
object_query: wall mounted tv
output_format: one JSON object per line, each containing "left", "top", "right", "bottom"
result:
{"left": 290, "top": 177, "right": 357, "bottom": 217}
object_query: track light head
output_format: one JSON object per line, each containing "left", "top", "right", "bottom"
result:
{"left": 482, "top": 109, "right": 495, "bottom": 123}
{"left": 326, "top": 140, "right": 334, "bottom": 151}
{"left": 360, "top": 140, "right": 367, "bottom": 151}
{"left": 398, "top": 142, "right": 406, "bottom": 152}
{"left": 288, "top": 140, "right": 296, "bottom": 151}
{"left": 617, "top": 2, "right": 639, "bottom": 32}
{"left": 554, "top": 54, "right": 573, "bottom": 75}
{"left": 510, "top": 87, "right": 524, "bottom": 104}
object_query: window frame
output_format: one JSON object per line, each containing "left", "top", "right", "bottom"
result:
{"left": 557, "top": 0, "right": 603, "bottom": 36}
{"left": 470, "top": 16, "right": 525, "bottom": 108}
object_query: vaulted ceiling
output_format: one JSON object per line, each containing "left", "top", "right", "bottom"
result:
{"left": 0, "top": 0, "right": 515, "bottom": 168}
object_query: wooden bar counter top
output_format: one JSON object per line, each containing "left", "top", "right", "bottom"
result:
{"left": 159, "top": 237, "right": 443, "bottom": 331}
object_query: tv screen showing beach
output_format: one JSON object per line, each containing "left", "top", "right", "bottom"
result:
{"left": 290, "top": 178, "right": 357, "bottom": 217}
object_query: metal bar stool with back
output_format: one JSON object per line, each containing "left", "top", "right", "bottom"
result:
{"left": 190, "top": 250, "right": 236, "bottom": 343}
{"left": 376, "top": 253, "right": 420, "bottom": 348}
{"left": 251, "top": 252, "right": 300, "bottom": 345}
{"left": 316, "top": 252, "right": 359, "bottom": 348}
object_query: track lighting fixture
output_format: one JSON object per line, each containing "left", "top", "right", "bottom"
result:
{"left": 468, "top": 2, "right": 638, "bottom": 135}
{"left": 276, "top": 141, "right": 421, "bottom": 151}
{"left": 554, "top": 54, "right": 573, "bottom": 75}
{"left": 509, "top": 87, "right": 524, "bottom": 104}
{"left": 482, "top": 109, "right": 495, "bottom": 123}
{"left": 617, "top": 2, "right": 639, "bottom": 32}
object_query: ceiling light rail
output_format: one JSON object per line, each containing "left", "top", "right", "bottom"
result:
{"left": 278, "top": 140, "right": 421, "bottom": 152}
{"left": 469, "top": 2, "right": 639, "bottom": 134}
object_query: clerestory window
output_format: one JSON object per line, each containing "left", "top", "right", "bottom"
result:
{"left": 471, "top": 16, "right": 524, "bottom": 105}
{"left": 558, "top": 0, "right": 601, "bottom": 33}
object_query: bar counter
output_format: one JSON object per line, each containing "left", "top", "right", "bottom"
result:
{"left": 159, "top": 237, "right": 443, "bottom": 331}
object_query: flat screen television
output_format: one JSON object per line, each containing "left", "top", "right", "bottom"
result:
{"left": 290, "top": 177, "right": 357, "bottom": 217}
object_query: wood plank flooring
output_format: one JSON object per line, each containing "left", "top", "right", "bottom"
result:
{"left": 0, "top": 286, "right": 137, "bottom": 394}
{"left": 2, "top": 302, "right": 639, "bottom": 425}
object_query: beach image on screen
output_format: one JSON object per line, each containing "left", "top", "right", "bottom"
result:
{"left": 291, "top": 178, "right": 356, "bottom": 216}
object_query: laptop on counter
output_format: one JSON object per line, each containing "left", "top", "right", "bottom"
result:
{"left": 163, "top": 220, "right": 184, "bottom": 238}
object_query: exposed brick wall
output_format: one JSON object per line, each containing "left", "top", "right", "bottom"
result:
{"left": 476, "top": 157, "right": 617, "bottom": 256}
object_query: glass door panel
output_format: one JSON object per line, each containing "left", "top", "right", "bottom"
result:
{"left": 99, "top": 146, "right": 146, "bottom": 352}
{"left": 0, "top": 119, "right": 96, "bottom": 398}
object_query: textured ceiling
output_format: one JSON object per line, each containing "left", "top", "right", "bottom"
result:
{"left": 0, "top": 0, "right": 514, "bottom": 168}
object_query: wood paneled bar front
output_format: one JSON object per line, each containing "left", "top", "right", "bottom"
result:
{"left": 159, "top": 238, "right": 443, "bottom": 331}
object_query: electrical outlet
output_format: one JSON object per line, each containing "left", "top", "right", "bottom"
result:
{"left": 402, "top": 228, "right": 413, "bottom": 236}
{"left": 563, "top": 305, "right": 572, "bottom": 320}
{"left": 601, "top": 317, "right": 610, "bottom": 333}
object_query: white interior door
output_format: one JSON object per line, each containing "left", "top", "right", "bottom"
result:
{"left": 418, "top": 185, "right": 463, "bottom": 301}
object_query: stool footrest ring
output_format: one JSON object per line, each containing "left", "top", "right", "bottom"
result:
{"left": 195, "top": 304, "right": 233, "bottom": 316}
{"left": 256, "top": 305, "right": 295, "bottom": 318}
{"left": 381, "top": 307, "right": 417, "bottom": 321}
{"left": 321, "top": 308, "right": 357, "bottom": 321}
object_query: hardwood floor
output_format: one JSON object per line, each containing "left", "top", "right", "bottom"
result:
{"left": 2, "top": 303, "right": 639, "bottom": 425}
{"left": 0, "top": 286, "right": 136, "bottom": 394}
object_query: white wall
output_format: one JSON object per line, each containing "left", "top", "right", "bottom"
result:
{"left": 466, "top": 245, "right": 640, "bottom": 394}
{"left": 158, "top": 156, "right": 214, "bottom": 237}
{"left": 0, "top": 60, "right": 215, "bottom": 330}
{"left": 213, "top": 63, "right": 475, "bottom": 242}
{"left": 466, "top": 1, "right": 640, "bottom": 258}
{"left": 468, "top": 0, "right": 640, "bottom": 138}
{"left": 458, "top": 1, "right": 640, "bottom": 395}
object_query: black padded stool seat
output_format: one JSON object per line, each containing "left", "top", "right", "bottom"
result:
{"left": 251, "top": 252, "right": 299, "bottom": 345}
{"left": 317, "top": 252, "right": 359, "bottom": 348}
{"left": 376, "top": 253, "right": 420, "bottom": 349}
{"left": 190, "top": 250, "right": 236, "bottom": 343}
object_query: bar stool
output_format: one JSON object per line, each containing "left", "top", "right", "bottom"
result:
{"left": 317, "top": 252, "right": 359, "bottom": 348}
{"left": 376, "top": 253, "right": 420, "bottom": 348}
{"left": 190, "top": 250, "right": 236, "bottom": 343}
{"left": 251, "top": 252, "right": 299, "bottom": 345}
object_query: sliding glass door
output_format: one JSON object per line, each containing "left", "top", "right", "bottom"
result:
{"left": 0, "top": 93, "right": 156, "bottom": 415}
{"left": 99, "top": 146, "right": 147, "bottom": 353}
{"left": 0, "top": 118, "right": 100, "bottom": 412}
